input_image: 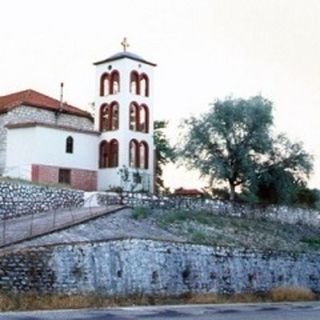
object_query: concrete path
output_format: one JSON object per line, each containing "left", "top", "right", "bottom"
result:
{"left": 0, "top": 205, "right": 125, "bottom": 248}
{"left": 1, "top": 302, "right": 320, "bottom": 319}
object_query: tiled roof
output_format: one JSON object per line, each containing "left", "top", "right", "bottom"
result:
{"left": 174, "top": 188, "right": 203, "bottom": 196}
{"left": 0, "top": 89, "right": 93, "bottom": 120}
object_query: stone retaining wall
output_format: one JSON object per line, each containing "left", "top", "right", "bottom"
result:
{"left": 0, "top": 239, "right": 319, "bottom": 295}
{"left": 0, "top": 180, "right": 84, "bottom": 219}
{"left": 101, "top": 192, "right": 320, "bottom": 228}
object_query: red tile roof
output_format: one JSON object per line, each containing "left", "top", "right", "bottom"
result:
{"left": 174, "top": 188, "right": 203, "bottom": 196}
{"left": 0, "top": 89, "right": 93, "bottom": 120}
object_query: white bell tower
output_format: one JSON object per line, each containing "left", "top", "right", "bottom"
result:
{"left": 94, "top": 39, "right": 156, "bottom": 193}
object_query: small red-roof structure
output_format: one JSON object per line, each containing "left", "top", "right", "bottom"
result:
{"left": 0, "top": 89, "right": 92, "bottom": 120}
{"left": 174, "top": 187, "right": 204, "bottom": 197}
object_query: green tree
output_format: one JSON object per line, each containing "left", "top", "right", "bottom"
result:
{"left": 154, "top": 120, "right": 175, "bottom": 193}
{"left": 178, "top": 96, "right": 313, "bottom": 201}
{"left": 253, "top": 134, "right": 313, "bottom": 204}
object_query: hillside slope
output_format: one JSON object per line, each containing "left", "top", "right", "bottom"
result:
{"left": 6, "top": 207, "right": 320, "bottom": 253}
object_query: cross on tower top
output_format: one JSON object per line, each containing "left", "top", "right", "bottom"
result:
{"left": 121, "top": 37, "right": 130, "bottom": 52}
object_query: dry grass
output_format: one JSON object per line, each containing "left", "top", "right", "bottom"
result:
{"left": 270, "top": 287, "right": 316, "bottom": 302}
{"left": 0, "top": 287, "right": 317, "bottom": 311}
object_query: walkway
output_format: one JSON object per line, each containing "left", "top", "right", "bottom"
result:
{"left": 0, "top": 205, "right": 125, "bottom": 248}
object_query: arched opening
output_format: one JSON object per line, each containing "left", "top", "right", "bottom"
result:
{"left": 100, "top": 104, "right": 111, "bottom": 132}
{"left": 109, "top": 139, "right": 119, "bottom": 167}
{"left": 130, "top": 71, "right": 139, "bottom": 95}
{"left": 129, "top": 102, "right": 139, "bottom": 131}
{"left": 99, "top": 140, "right": 109, "bottom": 168}
{"left": 129, "top": 139, "right": 139, "bottom": 168}
{"left": 139, "top": 104, "right": 149, "bottom": 133}
{"left": 139, "top": 141, "right": 149, "bottom": 169}
{"left": 110, "top": 71, "right": 120, "bottom": 94}
{"left": 140, "top": 74, "right": 149, "bottom": 97}
{"left": 65, "top": 136, "right": 74, "bottom": 154}
{"left": 100, "top": 73, "right": 109, "bottom": 96}
{"left": 111, "top": 102, "right": 119, "bottom": 130}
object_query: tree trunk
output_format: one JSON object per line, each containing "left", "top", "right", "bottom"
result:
{"left": 229, "top": 183, "right": 236, "bottom": 201}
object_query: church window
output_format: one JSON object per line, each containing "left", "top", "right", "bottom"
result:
{"left": 100, "top": 73, "right": 109, "bottom": 96}
{"left": 139, "top": 104, "right": 149, "bottom": 133}
{"left": 100, "top": 104, "right": 110, "bottom": 132}
{"left": 99, "top": 140, "right": 109, "bottom": 168}
{"left": 140, "top": 74, "right": 149, "bottom": 97}
{"left": 139, "top": 141, "right": 149, "bottom": 169}
{"left": 66, "top": 136, "right": 74, "bottom": 154}
{"left": 111, "top": 102, "right": 119, "bottom": 130}
{"left": 129, "top": 102, "right": 139, "bottom": 131}
{"left": 109, "top": 139, "right": 119, "bottom": 167}
{"left": 129, "top": 139, "right": 139, "bottom": 168}
{"left": 130, "top": 71, "right": 139, "bottom": 95}
{"left": 110, "top": 71, "right": 120, "bottom": 94}
{"left": 100, "top": 102, "right": 119, "bottom": 132}
{"left": 59, "top": 169, "right": 71, "bottom": 184}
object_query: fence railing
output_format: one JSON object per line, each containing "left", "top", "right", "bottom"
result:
{"left": 0, "top": 193, "right": 121, "bottom": 247}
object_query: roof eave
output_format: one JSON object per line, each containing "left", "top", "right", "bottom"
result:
{"left": 93, "top": 55, "right": 157, "bottom": 67}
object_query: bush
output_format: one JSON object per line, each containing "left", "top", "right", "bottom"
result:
{"left": 132, "top": 207, "right": 150, "bottom": 220}
{"left": 190, "top": 230, "right": 207, "bottom": 244}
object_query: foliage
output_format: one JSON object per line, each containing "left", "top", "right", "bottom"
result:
{"left": 154, "top": 120, "right": 175, "bottom": 194}
{"left": 132, "top": 206, "right": 150, "bottom": 220}
{"left": 253, "top": 134, "right": 313, "bottom": 204}
{"left": 178, "top": 96, "right": 313, "bottom": 203}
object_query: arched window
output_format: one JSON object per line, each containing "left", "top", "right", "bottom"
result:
{"left": 111, "top": 102, "right": 119, "bottom": 130}
{"left": 100, "top": 102, "right": 119, "bottom": 132}
{"left": 100, "top": 73, "right": 109, "bottom": 96}
{"left": 110, "top": 71, "right": 120, "bottom": 94}
{"left": 100, "top": 104, "right": 111, "bottom": 132}
{"left": 130, "top": 71, "right": 139, "bottom": 95}
{"left": 66, "top": 136, "right": 74, "bottom": 154}
{"left": 129, "top": 139, "right": 139, "bottom": 168}
{"left": 139, "top": 141, "right": 149, "bottom": 169}
{"left": 109, "top": 139, "right": 119, "bottom": 167}
{"left": 129, "top": 102, "right": 139, "bottom": 131}
{"left": 140, "top": 74, "right": 149, "bottom": 97}
{"left": 139, "top": 104, "right": 149, "bottom": 133}
{"left": 99, "top": 140, "right": 109, "bottom": 168}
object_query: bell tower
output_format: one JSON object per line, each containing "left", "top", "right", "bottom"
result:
{"left": 94, "top": 39, "right": 156, "bottom": 192}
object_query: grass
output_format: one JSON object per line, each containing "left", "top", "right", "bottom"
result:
{"left": 0, "top": 287, "right": 317, "bottom": 311}
{"left": 270, "top": 287, "right": 316, "bottom": 302}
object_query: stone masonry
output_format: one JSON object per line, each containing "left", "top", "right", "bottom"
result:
{"left": 0, "top": 239, "right": 319, "bottom": 295}
{"left": 0, "top": 180, "right": 84, "bottom": 219}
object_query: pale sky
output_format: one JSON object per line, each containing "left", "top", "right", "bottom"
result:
{"left": 1, "top": 0, "right": 320, "bottom": 190}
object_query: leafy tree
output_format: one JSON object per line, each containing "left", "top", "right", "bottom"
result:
{"left": 178, "top": 96, "right": 313, "bottom": 202}
{"left": 253, "top": 134, "right": 313, "bottom": 204}
{"left": 154, "top": 120, "right": 175, "bottom": 193}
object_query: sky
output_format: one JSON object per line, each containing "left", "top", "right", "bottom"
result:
{"left": 1, "top": 0, "right": 320, "bottom": 190}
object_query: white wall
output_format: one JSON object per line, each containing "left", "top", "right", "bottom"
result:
{"left": 95, "top": 56, "right": 155, "bottom": 192}
{"left": 6, "top": 126, "right": 98, "bottom": 175}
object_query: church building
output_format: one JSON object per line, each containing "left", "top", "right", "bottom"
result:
{"left": 0, "top": 40, "right": 156, "bottom": 192}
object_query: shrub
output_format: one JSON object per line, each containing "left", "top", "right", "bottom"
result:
{"left": 190, "top": 230, "right": 207, "bottom": 244}
{"left": 132, "top": 207, "right": 150, "bottom": 220}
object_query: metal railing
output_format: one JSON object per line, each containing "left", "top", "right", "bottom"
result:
{"left": 0, "top": 194, "right": 121, "bottom": 247}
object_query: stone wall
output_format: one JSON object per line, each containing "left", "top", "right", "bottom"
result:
{"left": 105, "top": 192, "right": 320, "bottom": 228}
{"left": 0, "top": 105, "right": 93, "bottom": 173}
{"left": 0, "top": 180, "right": 84, "bottom": 219}
{"left": 0, "top": 239, "right": 319, "bottom": 295}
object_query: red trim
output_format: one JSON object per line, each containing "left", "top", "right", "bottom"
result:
{"left": 100, "top": 73, "right": 109, "bottom": 96}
